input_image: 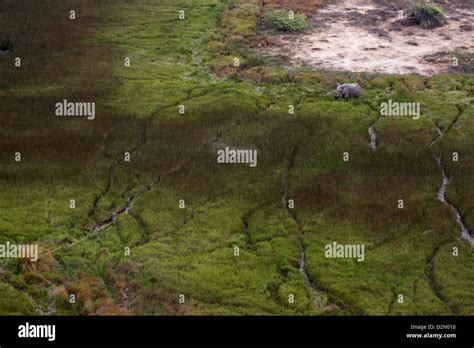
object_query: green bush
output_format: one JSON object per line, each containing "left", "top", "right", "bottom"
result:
{"left": 408, "top": 2, "right": 446, "bottom": 29}
{"left": 264, "top": 10, "right": 307, "bottom": 32}
{"left": 0, "top": 33, "right": 13, "bottom": 51}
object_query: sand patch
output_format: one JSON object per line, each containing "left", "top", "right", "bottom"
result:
{"left": 262, "top": 0, "right": 474, "bottom": 75}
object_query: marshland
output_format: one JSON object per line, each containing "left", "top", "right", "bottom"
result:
{"left": 0, "top": 0, "right": 473, "bottom": 315}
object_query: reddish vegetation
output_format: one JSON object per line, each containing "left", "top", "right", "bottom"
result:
{"left": 261, "top": 0, "right": 330, "bottom": 14}
{"left": 17, "top": 249, "right": 54, "bottom": 274}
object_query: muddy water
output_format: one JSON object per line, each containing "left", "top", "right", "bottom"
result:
{"left": 298, "top": 231, "right": 318, "bottom": 296}
{"left": 368, "top": 125, "right": 377, "bottom": 150}
{"left": 89, "top": 197, "right": 135, "bottom": 233}
{"left": 263, "top": 0, "right": 474, "bottom": 75}
{"left": 282, "top": 149, "right": 315, "bottom": 290}
{"left": 120, "top": 285, "right": 129, "bottom": 312}
{"left": 434, "top": 156, "right": 474, "bottom": 247}
{"left": 431, "top": 125, "right": 474, "bottom": 248}
{"left": 435, "top": 157, "right": 448, "bottom": 203}
{"left": 43, "top": 297, "right": 56, "bottom": 316}
{"left": 282, "top": 147, "right": 327, "bottom": 309}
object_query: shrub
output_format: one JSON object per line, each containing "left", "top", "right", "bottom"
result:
{"left": 264, "top": 10, "right": 307, "bottom": 32}
{"left": 0, "top": 32, "right": 13, "bottom": 51}
{"left": 408, "top": 2, "right": 446, "bottom": 29}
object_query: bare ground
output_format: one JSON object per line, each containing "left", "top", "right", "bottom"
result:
{"left": 261, "top": 0, "right": 474, "bottom": 75}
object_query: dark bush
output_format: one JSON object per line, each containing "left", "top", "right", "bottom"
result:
{"left": 408, "top": 2, "right": 446, "bottom": 29}
{"left": 0, "top": 33, "right": 13, "bottom": 51}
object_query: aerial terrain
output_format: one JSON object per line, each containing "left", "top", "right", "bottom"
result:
{"left": 0, "top": 0, "right": 473, "bottom": 315}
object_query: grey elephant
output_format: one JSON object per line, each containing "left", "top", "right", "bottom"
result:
{"left": 335, "top": 83, "right": 361, "bottom": 100}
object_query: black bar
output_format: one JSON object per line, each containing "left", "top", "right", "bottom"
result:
{"left": 0, "top": 316, "right": 473, "bottom": 346}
